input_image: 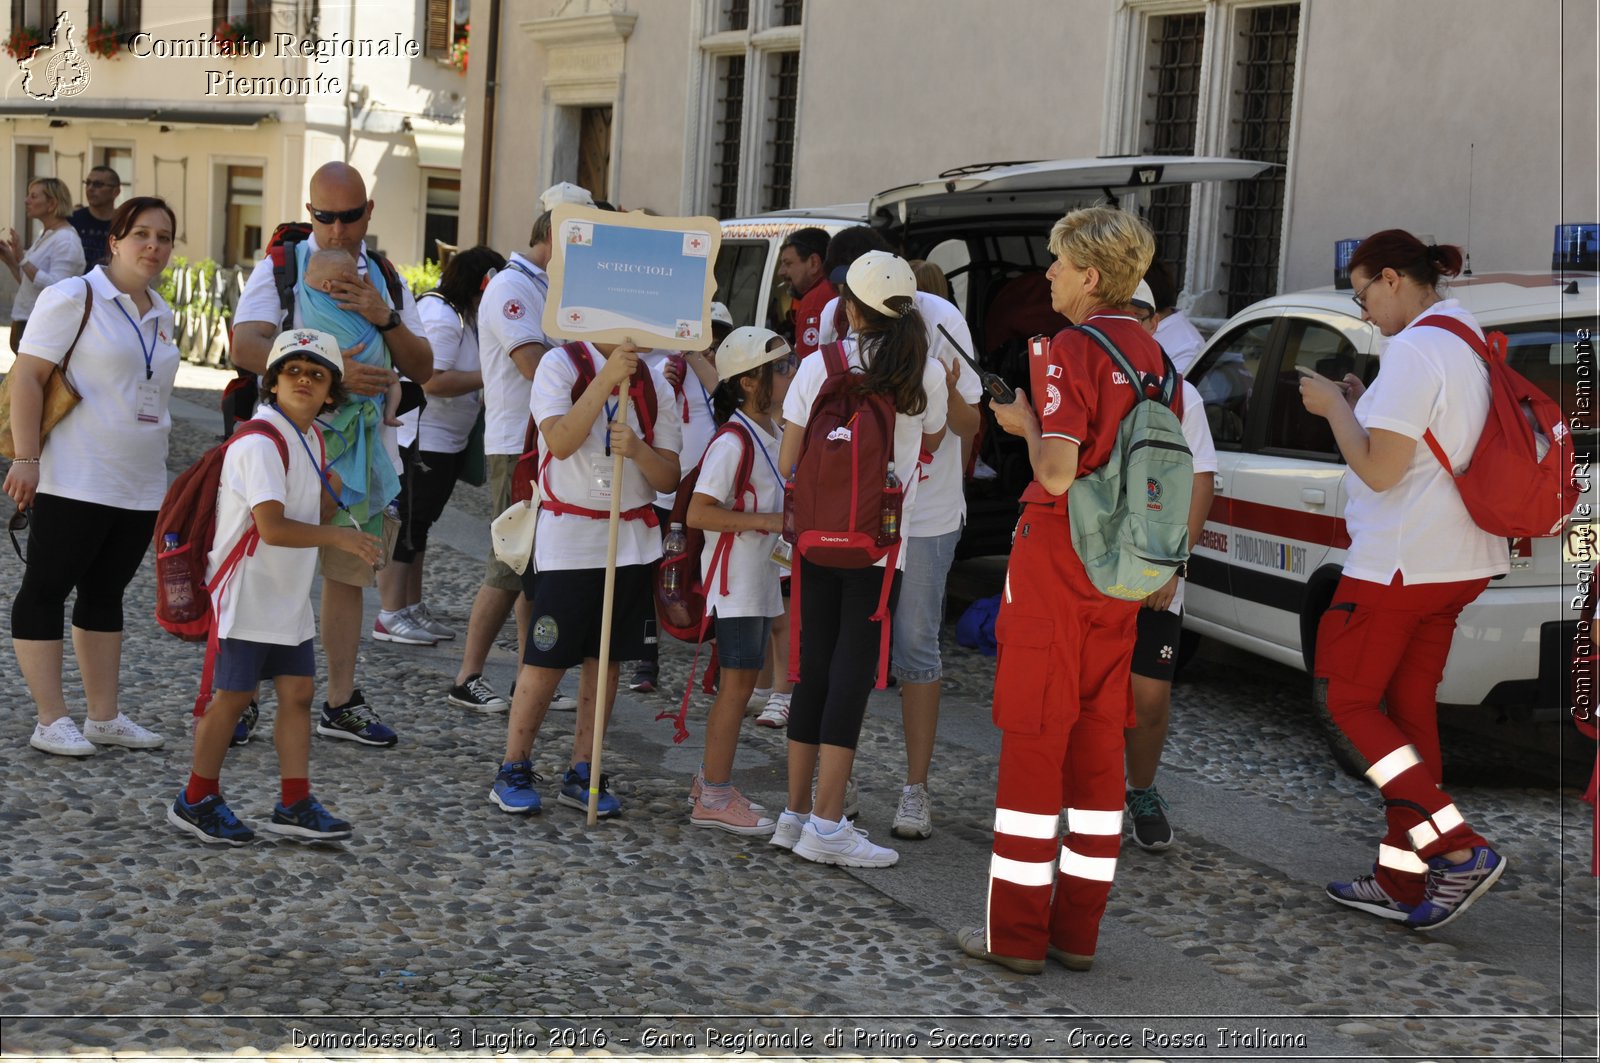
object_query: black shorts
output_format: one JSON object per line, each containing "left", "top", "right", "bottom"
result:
{"left": 1129, "top": 607, "right": 1184, "bottom": 682}
{"left": 521, "top": 565, "right": 658, "bottom": 670}
{"left": 393, "top": 447, "right": 466, "bottom": 563}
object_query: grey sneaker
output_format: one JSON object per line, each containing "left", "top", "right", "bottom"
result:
{"left": 373, "top": 609, "right": 437, "bottom": 646}
{"left": 891, "top": 783, "right": 933, "bottom": 840}
{"left": 407, "top": 602, "right": 455, "bottom": 640}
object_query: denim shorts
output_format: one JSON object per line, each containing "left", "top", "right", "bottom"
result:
{"left": 713, "top": 614, "right": 773, "bottom": 671}
{"left": 214, "top": 637, "right": 316, "bottom": 692}
{"left": 890, "top": 528, "right": 961, "bottom": 683}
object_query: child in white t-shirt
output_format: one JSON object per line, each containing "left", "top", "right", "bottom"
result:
{"left": 489, "top": 339, "right": 683, "bottom": 819}
{"left": 167, "top": 330, "right": 383, "bottom": 847}
{"left": 684, "top": 327, "right": 795, "bottom": 836}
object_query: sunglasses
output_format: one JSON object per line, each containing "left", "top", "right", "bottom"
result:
{"left": 8, "top": 506, "right": 29, "bottom": 565}
{"left": 309, "top": 205, "right": 367, "bottom": 225}
{"left": 84, "top": 180, "right": 118, "bottom": 190}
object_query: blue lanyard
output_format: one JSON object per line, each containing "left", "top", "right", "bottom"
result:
{"left": 695, "top": 376, "right": 714, "bottom": 424}
{"left": 274, "top": 406, "right": 346, "bottom": 512}
{"left": 113, "top": 299, "right": 156, "bottom": 381}
{"left": 509, "top": 260, "right": 549, "bottom": 295}
{"left": 732, "top": 411, "right": 783, "bottom": 486}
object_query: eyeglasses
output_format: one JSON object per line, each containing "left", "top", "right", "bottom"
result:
{"left": 771, "top": 353, "right": 799, "bottom": 376}
{"left": 309, "top": 205, "right": 366, "bottom": 225}
{"left": 1351, "top": 272, "right": 1384, "bottom": 311}
{"left": 83, "top": 180, "right": 118, "bottom": 190}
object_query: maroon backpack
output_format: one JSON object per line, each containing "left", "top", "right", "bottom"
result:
{"left": 510, "top": 341, "right": 661, "bottom": 505}
{"left": 1418, "top": 316, "right": 1580, "bottom": 538}
{"left": 784, "top": 342, "right": 906, "bottom": 690}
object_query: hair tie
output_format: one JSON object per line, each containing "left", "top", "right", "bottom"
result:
{"left": 1425, "top": 244, "right": 1442, "bottom": 262}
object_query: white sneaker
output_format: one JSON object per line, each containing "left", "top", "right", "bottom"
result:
{"left": 755, "top": 692, "right": 790, "bottom": 728}
{"left": 770, "top": 809, "right": 808, "bottom": 851}
{"left": 747, "top": 687, "right": 773, "bottom": 715}
{"left": 30, "top": 717, "right": 96, "bottom": 756}
{"left": 892, "top": 782, "right": 933, "bottom": 840}
{"left": 793, "top": 819, "right": 898, "bottom": 868}
{"left": 550, "top": 691, "right": 577, "bottom": 712}
{"left": 82, "top": 713, "right": 165, "bottom": 749}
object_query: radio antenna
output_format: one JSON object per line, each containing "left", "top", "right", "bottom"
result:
{"left": 1463, "top": 143, "right": 1474, "bottom": 276}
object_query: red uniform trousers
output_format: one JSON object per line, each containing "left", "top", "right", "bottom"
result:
{"left": 986, "top": 506, "right": 1138, "bottom": 960}
{"left": 1315, "top": 573, "right": 1492, "bottom": 904}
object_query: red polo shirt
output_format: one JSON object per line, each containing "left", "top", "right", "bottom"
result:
{"left": 791, "top": 277, "right": 838, "bottom": 359}
{"left": 1021, "top": 311, "right": 1166, "bottom": 506}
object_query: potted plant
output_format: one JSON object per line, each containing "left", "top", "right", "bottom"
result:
{"left": 212, "top": 17, "right": 261, "bottom": 53}
{"left": 3, "top": 24, "right": 44, "bottom": 59}
{"left": 87, "top": 20, "right": 124, "bottom": 59}
{"left": 448, "top": 22, "right": 468, "bottom": 73}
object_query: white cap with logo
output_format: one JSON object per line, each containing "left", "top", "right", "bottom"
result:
{"left": 540, "top": 182, "right": 596, "bottom": 213}
{"left": 715, "top": 326, "right": 791, "bottom": 381}
{"left": 845, "top": 250, "right": 916, "bottom": 317}
{"left": 1131, "top": 280, "right": 1157, "bottom": 312}
{"left": 268, "top": 328, "right": 343, "bottom": 378}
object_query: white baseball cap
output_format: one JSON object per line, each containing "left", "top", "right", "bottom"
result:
{"left": 716, "top": 326, "right": 791, "bottom": 381}
{"left": 268, "top": 328, "right": 342, "bottom": 378}
{"left": 540, "top": 181, "right": 595, "bottom": 213}
{"left": 710, "top": 301, "right": 734, "bottom": 327}
{"left": 1131, "top": 280, "right": 1156, "bottom": 312}
{"left": 845, "top": 250, "right": 916, "bottom": 317}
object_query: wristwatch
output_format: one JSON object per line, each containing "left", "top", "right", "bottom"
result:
{"left": 376, "top": 309, "right": 402, "bottom": 333}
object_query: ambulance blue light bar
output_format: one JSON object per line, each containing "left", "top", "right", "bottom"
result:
{"left": 1553, "top": 224, "right": 1599, "bottom": 271}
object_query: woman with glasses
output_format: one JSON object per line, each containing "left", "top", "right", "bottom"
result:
{"left": 1, "top": 178, "right": 87, "bottom": 353}
{"left": 4, "top": 197, "right": 181, "bottom": 756}
{"left": 1299, "top": 229, "right": 1509, "bottom": 930}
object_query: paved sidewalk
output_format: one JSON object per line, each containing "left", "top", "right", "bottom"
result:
{"left": 0, "top": 380, "right": 1594, "bottom": 1061}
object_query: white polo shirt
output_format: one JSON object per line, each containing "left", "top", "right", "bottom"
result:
{"left": 530, "top": 342, "right": 683, "bottom": 571}
{"left": 1342, "top": 299, "right": 1509, "bottom": 585}
{"left": 1155, "top": 311, "right": 1207, "bottom": 374}
{"left": 782, "top": 337, "right": 948, "bottom": 571}
{"left": 478, "top": 253, "right": 549, "bottom": 456}
{"left": 11, "top": 225, "right": 86, "bottom": 321}
{"left": 819, "top": 290, "right": 982, "bottom": 537}
{"left": 20, "top": 267, "right": 180, "bottom": 510}
{"left": 401, "top": 293, "right": 482, "bottom": 453}
{"left": 694, "top": 413, "right": 785, "bottom": 620}
{"left": 208, "top": 404, "right": 324, "bottom": 645}
{"left": 1166, "top": 379, "right": 1218, "bottom": 615}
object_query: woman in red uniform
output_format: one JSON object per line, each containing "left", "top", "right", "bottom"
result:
{"left": 1300, "top": 230, "right": 1508, "bottom": 930}
{"left": 956, "top": 206, "right": 1161, "bottom": 974}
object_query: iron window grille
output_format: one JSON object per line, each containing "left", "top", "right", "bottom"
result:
{"left": 711, "top": 54, "right": 746, "bottom": 219}
{"left": 1143, "top": 11, "right": 1204, "bottom": 293}
{"left": 762, "top": 51, "right": 800, "bottom": 213}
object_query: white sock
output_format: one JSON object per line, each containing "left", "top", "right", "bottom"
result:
{"left": 378, "top": 608, "right": 406, "bottom": 624}
{"left": 810, "top": 814, "right": 842, "bottom": 834}
{"left": 753, "top": 686, "right": 773, "bottom": 700}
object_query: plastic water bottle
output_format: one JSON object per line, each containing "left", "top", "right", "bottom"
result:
{"left": 158, "top": 532, "right": 201, "bottom": 622}
{"left": 660, "top": 523, "right": 689, "bottom": 600}
{"left": 878, "top": 463, "right": 903, "bottom": 547}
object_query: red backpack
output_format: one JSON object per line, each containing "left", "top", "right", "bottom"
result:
{"left": 1418, "top": 316, "right": 1580, "bottom": 538}
{"left": 152, "top": 419, "right": 320, "bottom": 719}
{"left": 784, "top": 341, "right": 906, "bottom": 689}
{"left": 509, "top": 342, "right": 661, "bottom": 505}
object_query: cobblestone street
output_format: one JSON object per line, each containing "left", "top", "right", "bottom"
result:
{"left": 0, "top": 379, "right": 1595, "bottom": 1062}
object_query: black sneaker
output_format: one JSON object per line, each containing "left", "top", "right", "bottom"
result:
{"left": 447, "top": 674, "right": 509, "bottom": 712}
{"left": 315, "top": 690, "right": 398, "bottom": 747}
{"left": 629, "top": 664, "right": 657, "bottom": 694}
{"left": 230, "top": 700, "right": 260, "bottom": 747}
{"left": 1126, "top": 786, "right": 1173, "bottom": 850}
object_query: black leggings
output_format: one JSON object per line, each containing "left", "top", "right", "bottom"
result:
{"left": 787, "top": 559, "right": 901, "bottom": 750}
{"left": 393, "top": 445, "right": 466, "bottom": 563}
{"left": 11, "top": 494, "right": 157, "bottom": 639}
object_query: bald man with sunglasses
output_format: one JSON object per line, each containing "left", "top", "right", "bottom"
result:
{"left": 231, "top": 162, "right": 432, "bottom": 748}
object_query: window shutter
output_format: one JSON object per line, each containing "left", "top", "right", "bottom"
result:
{"left": 424, "top": 0, "right": 450, "bottom": 58}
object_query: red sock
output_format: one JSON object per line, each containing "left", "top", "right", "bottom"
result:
{"left": 281, "top": 778, "right": 311, "bottom": 808}
{"left": 185, "top": 773, "right": 220, "bottom": 805}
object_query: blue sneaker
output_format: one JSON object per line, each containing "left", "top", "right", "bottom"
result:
{"left": 490, "top": 760, "right": 543, "bottom": 814}
{"left": 167, "top": 790, "right": 255, "bottom": 846}
{"left": 266, "top": 795, "right": 352, "bottom": 841}
{"left": 315, "top": 691, "right": 398, "bottom": 748}
{"left": 230, "top": 700, "right": 260, "bottom": 748}
{"left": 559, "top": 762, "right": 620, "bottom": 817}
{"left": 1327, "top": 872, "right": 1415, "bottom": 921}
{"left": 1406, "top": 846, "right": 1507, "bottom": 930}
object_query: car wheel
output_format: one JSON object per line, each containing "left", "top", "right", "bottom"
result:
{"left": 1310, "top": 675, "right": 1370, "bottom": 780}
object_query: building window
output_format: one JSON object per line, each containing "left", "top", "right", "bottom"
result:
{"left": 1221, "top": 3, "right": 1299, "bottom": 315}
{"left": 16, "top": 142, "right": 51, "bottom": 243}
{"left": 423, "top": 174, "right": 460, "bottom": 262}
{"left": 212, "top": 0, "right": 269, "bottom": 41}
{"left": 710, "top": 54, "right": 745, "bottom": 218}
{"left": 698, "top": 0, "right": 803, "bottom": 218}
{"left": 11, "top": 0, "right": 57, "bottom": 36}
{"left": 220, "top": 164, "right": 263, "bottom": 269}
{"left": 88, "top": 0, "right": 140, "bottom": 34}
{"left": 424, "top": 0, "right": 468, "bottom": 61}
{"left": 577, "top": 106, "right": 612, "bottom": 203}
{"left": 1142, "top": 11, "right": 1204, "bottom": 292}
{"left": 96, "top": 145, "right": 133, "bottom": 190}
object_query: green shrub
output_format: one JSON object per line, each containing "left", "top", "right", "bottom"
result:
{"left": 399, "top": 260, "right": 441, "bottom": 297}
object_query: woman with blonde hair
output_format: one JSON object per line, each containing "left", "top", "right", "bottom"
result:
{"left": 1, "top": 177, "right": 85, "bottom": 352}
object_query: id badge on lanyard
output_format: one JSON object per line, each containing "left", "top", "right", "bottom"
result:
{"left": 769, "top": 537, "right": 793, "bottom": 571}
{"left": 589, "top": 455, "right": 614, "bottom": 502}
{"left": 135, "top": 382, "right": 162, "bottom": 424}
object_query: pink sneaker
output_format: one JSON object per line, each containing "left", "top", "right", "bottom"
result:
{"left": 690, "top": 789, "right": 776, "bottom": 836}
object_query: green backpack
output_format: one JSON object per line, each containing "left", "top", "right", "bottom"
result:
{"left": 1067, "top": 324, "right": 1194, "bottom": 601}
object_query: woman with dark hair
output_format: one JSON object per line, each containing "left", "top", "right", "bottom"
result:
{"left": 684, "top": 325, "right": 795, "bottom": 836}
{"left": 4, "top": 196, "right": 180, "bottom": 756}
{"left": 774, "top": 250, "right": 948, "bottom": 868}
{"left": 1, "top": 177, "right": 86, "bottom": 353}
{"left": 372, "top": 245, "right": 507, "bottom": 647}
{"left": 1300, "top": 229, "right": 1508, "bottom": 930}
